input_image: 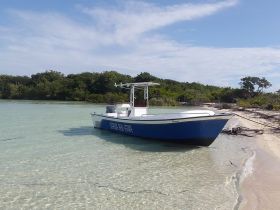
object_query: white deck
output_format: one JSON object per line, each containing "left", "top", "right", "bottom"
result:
{"left": 92, "top": 110, "right": 231, "bottom": 127}
{"left": 101, "top": 110, "right": 217, "bottom": 120}
{"left": 129, "top": 110, "right": 215, "bottom": 120}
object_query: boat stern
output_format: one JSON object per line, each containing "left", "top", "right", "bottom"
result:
{"left": 91, "top": 113, "right": 102, "bottom": 128}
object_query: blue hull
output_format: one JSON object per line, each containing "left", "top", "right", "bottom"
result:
{"left": 96, "top": 117, "right": 229, "bottom": 146}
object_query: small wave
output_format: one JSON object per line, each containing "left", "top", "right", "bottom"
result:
{"left": 240, "top": 151, "right": 256, "bottom": 183}
{"left": 233, "top": 150, "right": 256, "bottom": 210}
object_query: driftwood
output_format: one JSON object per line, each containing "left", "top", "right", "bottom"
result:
{"left": 222, "top": 126, "right": 264, "bottom": 137}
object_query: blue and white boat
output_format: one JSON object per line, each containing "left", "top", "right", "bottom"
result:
{"left": 91, "top": 82, "right": 231, "bottom": 146}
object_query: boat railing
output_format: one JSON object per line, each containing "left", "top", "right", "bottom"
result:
{"left": 141, "top": 112, "right": 214, "bottom": 116}
{"left": 140, "top": 112, "right": 231, "bottom": 117}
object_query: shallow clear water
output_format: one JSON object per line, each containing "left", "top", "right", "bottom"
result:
{"left": 0, "top": 100, "right": 254, "bottom": 209}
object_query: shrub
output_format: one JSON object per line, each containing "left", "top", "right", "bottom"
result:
{"left": 265, "top": 104, "right": 273, "bottom": 110}
{"left": 273, "top": 105, "right": 280, "bottom": 111}
{"left": 149, "top": 97, "right": 178, "bottom": 106}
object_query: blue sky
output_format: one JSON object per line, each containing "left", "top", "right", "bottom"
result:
{"left": 0, "top": 0, "right": 280, "bottom": 91}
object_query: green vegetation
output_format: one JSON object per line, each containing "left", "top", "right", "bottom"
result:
{"left": 237, "top": 76, "right": 280, "bottom": 110}
{"left": 1, "top": 70, "right": 280, "bottom": 110}
{"left": 238, "top": 94, "right": 280, "bottom": 110}
{"left": 239, "top": 76, "right": 272, "bottom": 98}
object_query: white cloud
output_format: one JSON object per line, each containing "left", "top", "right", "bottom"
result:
{"left": 1, "top": 0, "right": 280, "bottom": 91}
{"left": 82, "top": 0, "right": 238, "bottom": 44}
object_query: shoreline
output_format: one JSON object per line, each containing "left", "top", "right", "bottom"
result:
{"left": 233, "top": 150, "right": 256, "bottom": 210}
{"left": 227, "top": 109, "right": 280, "bottom": 210}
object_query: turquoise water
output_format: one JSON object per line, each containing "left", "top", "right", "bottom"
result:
{"left": 0, "top": 100, "right": 253, "bottom": 209}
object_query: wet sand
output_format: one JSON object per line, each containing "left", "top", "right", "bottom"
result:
{"left": 230, "top": 110, "right": 280, "bottom": 210}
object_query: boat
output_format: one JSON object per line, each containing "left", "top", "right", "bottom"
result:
{"left": 91, "top": 82, "right": 232, "bottom": 146}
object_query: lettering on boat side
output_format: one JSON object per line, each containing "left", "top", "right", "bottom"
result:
{"left": 109, "top": 122, "right": 133, "bottom": 133}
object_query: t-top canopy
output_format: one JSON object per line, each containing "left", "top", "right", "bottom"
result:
{"left": 114, "top": 82, "right": 160, "bottom": 88}
{"left": 114, "top": 82, "right": 160, "bottom": 108}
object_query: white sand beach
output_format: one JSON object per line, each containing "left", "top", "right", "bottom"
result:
{"left": 231, "top": 110, "right": 280, "bottom": 210}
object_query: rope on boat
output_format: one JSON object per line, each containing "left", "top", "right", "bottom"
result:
{"left": 222, "top": 112, "right": 279, "bottom": 137}
{"left": 221, "top": 126, "right": 264, "bottom": 137}
{"left": 234, "top": 113, "right": 280, "bottom": 130}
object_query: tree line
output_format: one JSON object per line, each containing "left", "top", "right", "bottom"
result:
{"left": 0, "top": 70, "right": 279, "bottom": 110}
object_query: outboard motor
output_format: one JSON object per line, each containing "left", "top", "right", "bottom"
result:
{"left": 106, "top": 105, "right": 116, "bottom": 113}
